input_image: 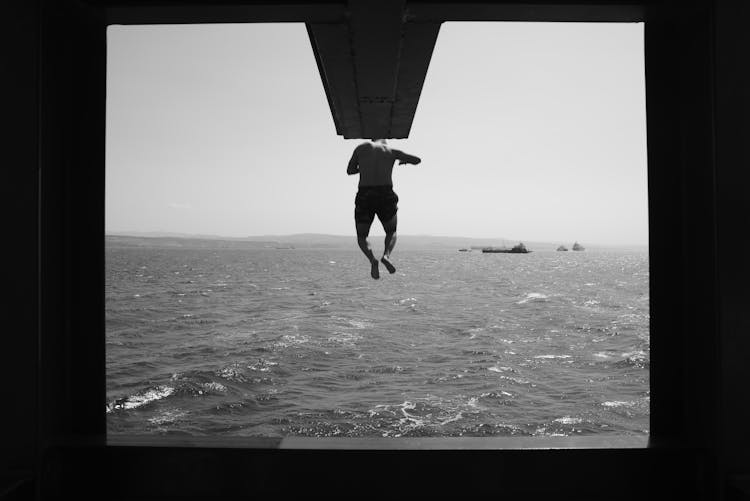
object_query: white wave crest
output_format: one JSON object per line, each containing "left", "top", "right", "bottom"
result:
{"left": 488, "top": 366, "right": 513, "bottom": 373}
{"left": 148, "top": 408, "right": 187, "bottom": 425}
{"left": 517, "top": 293, "right": 549, "bottom": 304}
{"left": 554, "top": 416, "right": 583, "bottom": 425}
{"left": 602, "top": 400, "right": 633, "bottom": 408}
{"left": 274, "top": 333, "right": 310, "bottom": 348}
{"left": 106, "top": 385, "right": 174, "bottom": 413}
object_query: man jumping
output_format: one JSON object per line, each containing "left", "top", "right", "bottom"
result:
{"left": 347, "top": 139, "right": 421, "bottom": 279}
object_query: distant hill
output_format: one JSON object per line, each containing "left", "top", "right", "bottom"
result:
{"left": 106, "top": 235, "right": 280, "bottom": 250}
{"left": 106, "top": 232, "right": 646, "bottom": 252}
{"left": 105, "top": 233, "right": 510, "bottom": 250}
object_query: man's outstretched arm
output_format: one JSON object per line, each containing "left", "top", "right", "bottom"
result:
{"left": 347, "top": 150, "right": 359, "bottom": 175}
{"left": 393, "top": 149, "right": 421, "bottom": 165}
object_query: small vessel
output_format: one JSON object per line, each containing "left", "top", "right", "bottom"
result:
{"left": 572, "top": 242, "right": 585, "bottom": 251}
{"left": 458, "top": 248, "right": 470, "bottom": 252}
{"left": 482, "top": 242, "right": 530, "bottom": 254}
{"left": 557, "top": 245, "right": 568, "bottom": 251}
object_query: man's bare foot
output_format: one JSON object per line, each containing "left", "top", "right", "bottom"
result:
{"left": 381, "top": 256, "right": 396, "bottom": 274}
{"left": 371, "top": 259, "right": 380, "bottom": 279}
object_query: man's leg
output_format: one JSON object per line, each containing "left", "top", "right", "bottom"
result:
{"left": 380, "top": 214, "right": 397, "bottom": 274}
{"left": 356, "top": 221, "right": 379, "bottom": 279}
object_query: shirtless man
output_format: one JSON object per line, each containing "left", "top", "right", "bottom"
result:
{"left": 347, "top": 139, "right": 421, "bottom": 279}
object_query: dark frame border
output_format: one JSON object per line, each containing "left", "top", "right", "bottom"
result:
{"left": 37, "top": 1, "right": 720, "bottom": 498}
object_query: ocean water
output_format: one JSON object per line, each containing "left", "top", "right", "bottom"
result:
{"left": 106, "top": 244, "right": 649, "bottom": 438}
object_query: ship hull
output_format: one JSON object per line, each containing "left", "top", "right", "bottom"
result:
{"left": 481, "top": 249, "right": 530, "bottom": 254}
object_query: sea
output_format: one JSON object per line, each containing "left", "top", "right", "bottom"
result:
{"left": 106, "top": 241, "right": 649, "bottom": 438}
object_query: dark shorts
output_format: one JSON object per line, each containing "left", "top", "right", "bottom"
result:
{"left": 354, "top": 185, "right": 399, "bottom": 226}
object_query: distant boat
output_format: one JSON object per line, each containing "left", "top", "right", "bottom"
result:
{"left": 458, "top": 248, "right": 470, "bottom": 252}
{"left": 572, "top": 242, "right": 585, "bottom": 251}
{"left": 482, "top": 242, "right": 530, "bottom": 254}
{"left": 557, "top": 245, "right": 569, "bottom": 251}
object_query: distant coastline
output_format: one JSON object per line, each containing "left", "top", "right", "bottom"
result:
{"left": 106, "top": 232, "right": 648, "bottom": 252}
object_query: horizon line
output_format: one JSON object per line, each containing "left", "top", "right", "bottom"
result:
{"left": 105, "top": 230, "right": 649, "bottom": 248}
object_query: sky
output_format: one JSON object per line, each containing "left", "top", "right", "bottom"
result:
{"left": 106, "top": 21, "right": 647, "bottom": 246}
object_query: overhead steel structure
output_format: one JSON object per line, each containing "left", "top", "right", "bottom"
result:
{"left": 105, "top": 0, "right": 645, "bottom": 140}
{"left": 307, "top": 0, "right": 441, "bottom": 139}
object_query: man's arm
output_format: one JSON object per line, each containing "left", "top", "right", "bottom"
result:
{"left": 347, "top": 149, "right": 359, "bottom": 175}
{"left": 393, "top": 149, "right": 421, "bottom": 165}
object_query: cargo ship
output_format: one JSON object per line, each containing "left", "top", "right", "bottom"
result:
{"left": 481, "top": 242, "right": 530, "bottom": 254}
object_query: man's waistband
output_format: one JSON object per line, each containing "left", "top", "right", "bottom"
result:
{"left": 357, "top": 184, "right": 394, "bottom": 192}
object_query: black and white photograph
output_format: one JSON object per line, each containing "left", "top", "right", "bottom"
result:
{"left": 5, "top": 0, "right": 749, "bottom": 499}
{"left": 105, "top": 22, "right": 649, "bottom": 440}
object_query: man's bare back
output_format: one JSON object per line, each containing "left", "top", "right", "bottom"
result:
{"left": 347, "top": 139, "right": 421, "bottom": 279}
{"left": 347, "top": 140, "right": 421, "bottom": 187}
